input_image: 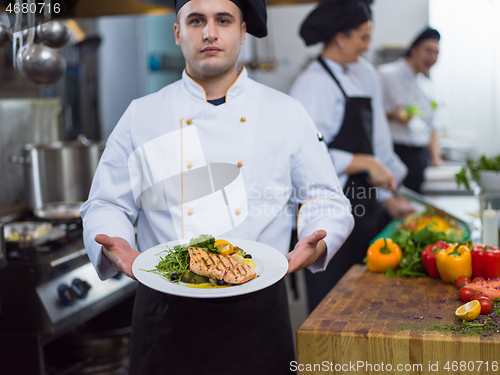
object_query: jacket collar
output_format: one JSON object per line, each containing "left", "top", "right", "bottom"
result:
{"left": 399, "top": 57, "right": 418, "bottom": 77}
{"left": 182, "top": 65, "right": 248, "bottom": 103}
{"left": 321, "top": 56, "right": 350, "bottom": 75}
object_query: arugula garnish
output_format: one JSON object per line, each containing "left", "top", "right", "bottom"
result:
{"left": 141, "top": 234, "right": 217, "bottom": 283}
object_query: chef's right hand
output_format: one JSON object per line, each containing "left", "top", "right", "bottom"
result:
{"left": 95, "top": 234, "right": 141, "bottom": 280}
{"left": 390, "top": 106, "right": 411, "bottom": 124}
{"left": 380, "top": 195, "right": 415, "bottom": 219}
{"left": 365, "top": 158, "right": 398, "bottom": 191}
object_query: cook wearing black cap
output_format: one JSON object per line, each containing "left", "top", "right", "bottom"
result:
{"left": 289, "top": 0, "right": 413, "bottom": 312}
{"left": 378, "top": 27, "right": 442, "bottom": 193}
{"left": 80, "top": 0, "right": 355, "bottom": 374}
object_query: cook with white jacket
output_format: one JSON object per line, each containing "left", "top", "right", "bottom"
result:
{"left": 289, "top": 0, "right": 413, "bottom": 312}
{"left": 80, "top": 0, "right": 354, "bottom": 374}
{"left": 378, "top": 27, "right": 442, "bottom": 193}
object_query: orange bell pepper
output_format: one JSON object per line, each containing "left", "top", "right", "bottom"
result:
{"left": 366, "top": 238, "right": 402, "bottom": 273}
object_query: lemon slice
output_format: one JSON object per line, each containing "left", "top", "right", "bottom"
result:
{"left": 231, "top": 254, "right": 244, "bottom": 263}
{"left": 243, "top": 258, "right": 256, "bottom": 269}
{"left": 455, "top": 300, "right": 481, "bottom": 321}
{"left": 214, "top": 239, "right": 234, "bottom": 256}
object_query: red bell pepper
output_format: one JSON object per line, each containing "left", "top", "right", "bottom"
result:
{"left": 421, "top": 241, "right": 450, "bottom": 278}
{"left": 471, "top": 244, "right": 500, "bottom": 279}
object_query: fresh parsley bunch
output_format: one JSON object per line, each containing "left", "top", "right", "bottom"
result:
{"left": 386, "top": 225, "right": 454, "bottom": 278}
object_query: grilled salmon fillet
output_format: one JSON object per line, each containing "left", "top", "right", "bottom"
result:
{"left": 187, "top": 247, "right": 256, "bottom": 284}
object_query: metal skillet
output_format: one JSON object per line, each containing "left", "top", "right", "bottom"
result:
{"left": 33, "top": 201, "right": 84, "bottom": 221}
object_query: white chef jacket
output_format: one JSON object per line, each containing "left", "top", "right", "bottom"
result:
{"left": 378, "top": 57, "right": 436, "bottom": 147}
{"left": 81, "top": 66, "right": 354, "bottom": 280}
{"left": 288, "top": 57, "right": 407, "bottom": 202}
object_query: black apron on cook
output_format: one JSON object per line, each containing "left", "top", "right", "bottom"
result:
{"left": 393, "top": 143, "right": 428, "bottom": 194}
{"left": 129, "top": 278, "right": 295, "bottom": 375}
{"left": 305, "top": 56, "right": 388, "bottom": 312}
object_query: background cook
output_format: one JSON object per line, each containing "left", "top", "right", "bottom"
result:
{"left": 378, "top": 27, "right": 442, "bottom": 194}
{"left": 289, "top": 0, "right": 412, "bottom": 312}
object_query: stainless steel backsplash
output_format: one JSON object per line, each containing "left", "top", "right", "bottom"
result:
{"left": 0, "top": 98, "right": 61, "bottom": 211}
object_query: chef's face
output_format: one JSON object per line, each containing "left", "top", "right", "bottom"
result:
{"left": 338, "top": 21, "right": 372, "bottom": 63}
{"left": 410, "top": 39, "right": 439, "bottom": 75}
{"left": 175, "top": 0, "right": 246, "bottom": 79}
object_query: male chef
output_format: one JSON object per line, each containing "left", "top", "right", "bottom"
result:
{"left": 80, "top": 0, "right": 354, "bottom": 373}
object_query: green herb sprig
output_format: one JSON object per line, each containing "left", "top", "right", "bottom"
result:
{"left": 188, "top": 234, "right": 217, "bottom": 252}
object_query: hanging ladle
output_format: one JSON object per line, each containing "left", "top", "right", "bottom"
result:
{"left": 37, "top": 0, "right": 70, "bottom": 48}
{"left": 17, "top": 0, "right": 66, "bottom": 84}
{"left": 0, "top": 22, "right": 9, "bottom": 48}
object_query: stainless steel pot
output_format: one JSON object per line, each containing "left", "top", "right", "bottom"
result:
{"left": 12, "top": 136, "right": 104, "bottom": 208}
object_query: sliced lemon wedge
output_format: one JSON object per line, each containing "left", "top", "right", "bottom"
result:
{"left": 243, "top": 258, "right": 256, "bottom": 269}
{"left": 455, "top": 300, "right": 481, "bottom": 321}
{"left": 214, "top": 239, "right": 234, "bottom": 256}
{"left": 231, "top": 254, "right": 244, "bottom": 263}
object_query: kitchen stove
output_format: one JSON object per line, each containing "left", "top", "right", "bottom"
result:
{"left": 0, "top": 216, "right": 137, "bottom": 375}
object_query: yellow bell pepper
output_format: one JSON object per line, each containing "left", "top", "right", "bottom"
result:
{"left": 435, "top": 243, "right": 472, "bottom": 283}
{"left": 366, "top": 238, "right": 402, "bottom": 273}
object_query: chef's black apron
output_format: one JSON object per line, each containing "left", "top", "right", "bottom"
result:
{"left": 129, "top": 279, "right": 295, "bottom": 375}
{"left": 305, "top": 56, "right": 388, "bottom": 312}
{"left": 393, "top": 144, "right": 428, "bottom": 194}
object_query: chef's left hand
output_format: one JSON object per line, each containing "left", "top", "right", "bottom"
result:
{"left": 286, "top": 230, "right": 327, "bottom": 275}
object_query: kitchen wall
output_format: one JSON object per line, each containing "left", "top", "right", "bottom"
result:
{"left": 429, "top": 0, "right": 500, "bottom": 157}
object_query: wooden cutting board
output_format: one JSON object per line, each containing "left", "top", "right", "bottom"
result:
{"left": 296, "top": 265, "right": 500, "bottom": 375}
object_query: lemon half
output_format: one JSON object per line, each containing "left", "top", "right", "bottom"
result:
{"left": 243, "top": 258, "right": 256, "bottom": 269}
{"left": 214, "top": 239, "right": 234, "bottom": 256}
{"left": 455, "top": 300, "right": 481, "bottom": 321}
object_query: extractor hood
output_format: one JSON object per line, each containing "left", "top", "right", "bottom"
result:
{"left": 1, "top": 0, "right": 317, "bottom": 18}
{"left": 0, "top": 0, "right": 173, "bottom": 18}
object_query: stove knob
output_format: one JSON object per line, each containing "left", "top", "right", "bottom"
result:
{"left": 72, "top": 278, "right": 92, "bottom": 298}
{"left": 58, "top": 284, "right": 79, "bottom": 306}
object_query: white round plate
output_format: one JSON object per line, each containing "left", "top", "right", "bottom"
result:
{"left": 132, "top": 237, "right": 289, "bottom": 298}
